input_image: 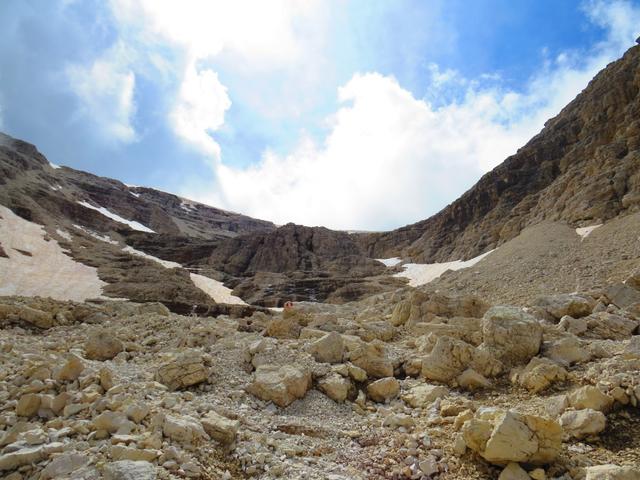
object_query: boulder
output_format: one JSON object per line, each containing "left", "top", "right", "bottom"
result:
{"left": 559, "top": 409, "right": 606, "bottom": 439}
{"left": 390, "top": 301, "right": 411, "bottom": 326}
{"left": 421, "top": 336, "right": 475, "bottom": 382}
{"left": 306, "top": 331, "right": 344, "bottom": 364}
{"left": 201, "top": 411, "right": 239, "bottom": 446}
{"left": 0, "top": 304, "right": 54, "bottom": 329}
{"left": 481, "top": 306, "right": 542, "bottom": 365}
{"left": 163, "top": 414, "right": 209, "bottom": 446}
{"left": 558, "top": 315, "right": 588, "bottom": 335}
{"left": 104, "top": 460, "right": 157, "bottom": 480}
{"left": 53, "top": 354, "right": 85, "bottom": 382}
{"left": 457, "top": 368, "right": 492, "bottom": 390}
{"left": 247, "top": 365, "right": 311, "bottom": 407}
{"left": 585, "top": 464, "right": 640, "bottom": 480}
{"left": 625, "top": 268, "right": 640, "bottom": 291}
{"left": 93, "top": 411, "right": 136, "bottom": 435}
{"left": 498, "top": 462, "right": 530, "bottom": 480}
{"left": 265, "top": 315, "right": 301, "bottom": 339}
{"left": 585, "top": 312, "right": 638, "bottom": 340}
{"left": 533, "top": 294, "right": 594, "bottom": 320}
{"left": 604, "top": 283, "right": 640, "bottom": 308}
{"left": 16, "top": 393, "right": 41, "bottom": 417}
{"left": 85, "top": 329, "right": 124, "bottom": 360}
{"left": 542, "top": 336, "right": 591, "bottom": 366}
{"left": 41, "top": 453, "right": 90, "bottom": 479}
{"left": 462, "top": 409, "right": 562, "bottom": 465}
{"left": 318, "top": 373, "right": 354, "bottom": 403}
{"left": 349, "top": 340, "right": 394, "bottom": 378}
{"left": 367, "top": 377, "right": 400, "bottom": 403}
{"left": 402, "top": 384, "right": 448, "bottom": 408}
{"left": 568, "top": 386, "right": 614, "bottom": 412}
{"left": 512, "top": 357, "right": 567, "bottom": 393}
{"left": 156, "top": 351, "right": 208, "bottom": 391}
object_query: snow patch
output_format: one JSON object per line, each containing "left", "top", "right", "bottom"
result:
{"left": 394, "top": 250, "right": 495, "bottom": 287}
{"left": 50, "top": 184, "right": 62, "bottom": 191}
{"left": 376, "top": 257, "right": 402, "bottom": 267}
{"left": 576, "top": 224, "right": 602, "bottom": 240}
{"left": 77, "top": 201, "right": 155, "bottom": 233}
{"left": 122, "top": 246, "right": 182, "bottom": 269}
{"left": 130, "top": 192, "right": 140, "bottom": 198}
{"left": 73, "top": 225, "right": 119, "bottom": 245}
{"left": 190, "top": 273, "right": 247, "bottom": 306}
{"left": 0, "top": 206, "right": 107, "bottom": 301}
{"left": 49, "top": 162, "right": 61, "bottom": 169}
{"left": 55, "top": 229, "right": 72, "bottom": 241}
{"left": 121, "top": 245, "right": 247, "bottom": 305}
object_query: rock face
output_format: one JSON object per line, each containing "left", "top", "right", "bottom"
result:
{"left": 247, "top": 365, "right": 312, "bottom": 407}
{"left": 462, "top": 409, "right": 562, "bottom": 465}
{"left": 357, "top": 45, "right": 640, "bottom": 264}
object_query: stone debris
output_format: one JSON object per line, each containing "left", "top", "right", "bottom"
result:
{"left": 156, "top": 351, "right": 208, "bottom": 391}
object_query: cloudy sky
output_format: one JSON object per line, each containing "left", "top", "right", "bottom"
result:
{"left": 1, "top": 1, "right": 639, "bottom": 230}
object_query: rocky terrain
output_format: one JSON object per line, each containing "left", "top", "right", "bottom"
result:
{"left": 1, "top": 31, "right": 640, "bottom": 480}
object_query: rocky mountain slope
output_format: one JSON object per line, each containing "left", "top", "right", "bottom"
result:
{"left": 358, "top": 44, "right": 640, "bottom": 264}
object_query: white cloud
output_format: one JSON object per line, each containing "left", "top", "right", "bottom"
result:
{"left": 170, "top": 65, "right": 231, "bottom": 157}
{"left": 66, "top": 44, "right": 137, "bottom": 144}
{"left": 186, "top": 0, "right": 640, "bottom": 231}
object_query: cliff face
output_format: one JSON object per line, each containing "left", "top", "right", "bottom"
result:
{"left": 358, "top": 45, "right": 640, "bottom": 263}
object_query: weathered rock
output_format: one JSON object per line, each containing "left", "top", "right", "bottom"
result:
{"left": 568, "top": 386, "right": 614, "bottom": 412}
{"left": 458, "top": 368, "right": 492, "bottom": 390}
{"left": 604, "top": 283, "right": 640, "bottom": 308}
{"left": 533, "top": 294, "right": 594, "bottom": 320}
{"left": 626, "top": 268, "right": 640, "bottom": 291}
{"left": 462, "top": 409, "right": 562, "bottom": 465}
{"left": 558, "top": 315, "right": 588, "bottom": 335}
{"left": 542, "top": 336, "right": 590, "bottom": 366}
{"left": 0, "top": 443, "right": 63, "bottom": 471}
{"left": 367, "top": 377, "right": 400, "bottom": 403}
{"left": 622, "top": 335, "right": 640, "bottom": 359}
{"left": 201, "top": 411, "right": 239, "bottom": 446}
{"left": 421, "top": 336, "right": 475, "bottom": 382}
{"left": 560, "top": 409, "right": 606, "bottom": 439}
{"left": 306, "top": 331, "right": 344, "bottom": 364}
{"left": 41, "top": 453, "right": 90, "bottom": 479}
{"left": 103, "top": 460, "right": 157, "bottom": 480}
{"left": 390, "top": 300, "right": 411, "bottom": 326}
{"left": 247, "top": 365, "right": 311, "bottom": 407}
{"left": 318, "top": 373, "right": 354, "bottom": 403}
{"left": 156, "top": 351, "right": 208, "bottom": 391}
{"left": 0, "top": 303, "right": 54, "bottom": 329}
{"left": 402, "top": 384, "right": 448, "bottom": 408}
{"left": 110, "top": 445, "right": 158, "bottom": 462}
{"left": 481, "top": 306, "right": 542, "bottom": 365}
{"left": 347, "top": 364, "right": 368, "bottom": 382}
{"left": 512, "top": 357, "right": 567, "bottom": 393}
{"left": 349, "top": 340, "right": 394, "bottom": 378}
{"left": 585, "top": 464, "right": 640, "bottom": 480}
{"left": 85, "top": 329, "right": 124, "bottom": 360}
{"left": 585, "top": 312, "right": 638, "bottom": 340}
{"left": 16, "top": 393, "right": 41, "bottom": 417}
{"left": 125, "top": 403, "right": 150, "bottom": 424}
{"left": 163, "top": 414, "right": 209, "bottom": 446}
{"left": 498, "top": 462, "right": 530, "bottom": 480}
{"left": 93, "top": 411, "right": 136, "bottom": 435}
{"left": 53, "top": 353, "right": 84, "bottom": 382}
{"left": 265, "top": 315, "right": 301, "bottom": 339}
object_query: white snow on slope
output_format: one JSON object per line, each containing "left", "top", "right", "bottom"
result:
{"left": 55, "top": 229, "right": 72, "bottom": 241}
{"left": 376, "top": 257, "right": 402, "bottom": 267}
{"left": 49, "top": 162, "right": 61, "bottom": 169}
{"left": 576, "top": 224, "right": 602, "bottom": 240}
{"left": 122, "top": 245, "right": 247, "bottom": 305}
{"left": 394, "top": 250, "right": 495, "bottom": 287}
{"left": 0, "top": 206, "right": 107, "bottom": 301}
{"left": 73, "top": 224, "right": 119, "bottom": 245}
{"left": 77, "top": 201, "right": 155, "bottom": 233}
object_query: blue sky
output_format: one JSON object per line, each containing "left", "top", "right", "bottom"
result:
{"left": 1, "top": 0, "right": 639, "bottom": 230}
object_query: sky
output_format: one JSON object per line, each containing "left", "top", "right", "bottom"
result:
{"left": 0, "top": 1, "right": 639, "bottom": 231}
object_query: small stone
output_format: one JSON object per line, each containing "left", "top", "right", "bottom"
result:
{"left": 85, "top": 329, "right": 124, "bottom": 360}
{"left": 366, "top": 377, "right": 400, "bottom": 403}
{"left": 201, "top": 411, "right": 239, "bottom": 446}
{"left": 401, "top": 384, "right": 448, "bottom": 408}
{"left": 103, "top": 460, "right": 157, "bottom": 480}
{"left": 53, "top": 354, "right": 84, "bottom": 382}
{"left": 306, "top": 331, "right": 344, "bottom": 364}
{"left": 498, "top": 462, "right": 529, "bottom": 480}
{"left": 16, "top": 394, "right": 41, "bottom": 417}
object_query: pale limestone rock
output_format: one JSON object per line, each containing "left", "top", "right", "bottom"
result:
{"left": 41, "top": 453, "right": 90, "bottom": 479}
{"left": 568, "top": 386, "right": 614, "bottom": 412}
{"left": 306, "top": 331, "right": 344, "bottom": 364}
{"left": 85, "top": 329, "right": 124, "bottom": 361}
{"left": 0, "top": 304, "right": 54, "bottom": 329}
{"left": 542, "top": 336, "right": 590, "bottom": 366}
{"left": 382, "top": 413, "right": 416, "bottom": 430}
{"left": 100, "top": 367, "right": 115, "bottom": 391}
{"left": 318, "top": 373, "right": 353, "bottom": 403}
{"left": 0, "top": 443, "right": 63, "bottom": 471}
{"left": 246, "top": 365, "right": 311, "bottom": 407}
{"left": 462, "top": 409, "right": 562, "bottom": 465}
{"left": 533, "top": 294, "right": 594, "bottom": 320}
{"left": 622, "top": 336, "right": 640, "bottom": 359}
{"left": 156, "top": 351, "right": 208, "bottom": 391}
{"left": 103, "top": 460, "right": 157, "bottom": 480}
{"left": 585, "top": 312, "right": 638, "bottom": 340}
{"left": 16, "top": 393, "right": 41, "bottom": 417}
{"left": 401, "top": 384, "right": 448, "bottom": 408}
{"left": 347, "top": 364, "right": 367, "bottom": 382}
{"left": 498, "top": 462, "right": 530, "bottom": 480}
{"left": 163, "top": 414, "right": 209, "bottom": 446}
{"left": 366, "top": 377, "right": 400, "bottom": 403}
{"left": 390, "top": 300, "right": 411, "bottom": 326}
{"left": 481, "top": 306, "right": 542, "bottom": 366}
{"left": 110, "top": 446, "right": 158, "bottom": 462}
{"left": 265, "top": 315, "right": 301, "bottom": 339}
{"left": 605, "top": 283, "right": 640, "bottom": 308}
{"left": 560, "top": 409, "right": 606, "bottom": 439}
{"left": 457, "top": 368, "right": 492, "bottom": 390}
{"left": 349, "top": 340, "right": 394, "bottom": 378}
{"left": 585, "top": 464, "right": 640, "bottom": 480}
{"left": 558, "top": 316, "right": 588, "bottom": 335}
{"left": 93, "top": 411, "right": 136, "bottom": 435}
{"left": 201, "top": 411, "right": 239, "bottom": 446}
{"left": 512, "top": 357, "right": 567, "bottom": 393}
{"left": 125, "top": 403, "right": 150, "bottom": 424}
{"left": 53, "top": 354, "right": 84, "bottom": 382}
{"left": 529, "top": 468, "right": 546, "bottom": 480}
{"left": 421, "top": 336, "right": 475, "bottom": 382}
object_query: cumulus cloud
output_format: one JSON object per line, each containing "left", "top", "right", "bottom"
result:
{"left": 66, "top": 44, "right": 137, "bottom": 144}
{"left": 184, "top": 0, "right": 640, "bottom": 231}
